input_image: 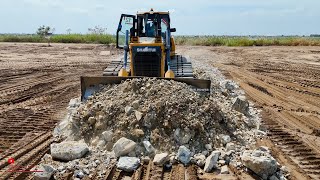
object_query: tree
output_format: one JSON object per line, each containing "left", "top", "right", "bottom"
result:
{"left": 88, "top": 26, "right": 107, "bottom": 34}
{"left": 66, "top": 28, "right": 72, "bottom": 34}
{"left": 36, "top": 25, "right": 55, "bottom": 46}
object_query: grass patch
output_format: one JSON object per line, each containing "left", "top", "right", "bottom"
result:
{"left": 0, "top": 34, "right": 116, "bottom": 44}
{"left": 175, "top": 36, "right": 320, "bottom": 46}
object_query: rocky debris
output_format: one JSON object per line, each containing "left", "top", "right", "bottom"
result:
{"left": 177, "top": 146, "right": 192, "bottom": 165}
{"left": 232, "top": 96, "right": 249, "bottom": 115}
{"left": 117, "top": 157, "right": 140, "bottom": 172}
{"left": 226, "top": 142, "right": 236, "bottom": 151}
{"left": 153, "top": 153, "right": 169, "bottom": 166}
{"left": 220, "top": 165, "right": 229, "bottom": 174}
{"left": 204, "top": 150, "right": 220, "bottom": 173}
{"left": 225, "top": 81, "right": 236, "bottom": 91}
{"left": 33, "top": 164, "right": 55, "bottom": 180}
{"left": 221, "top": 135, "right": 231, "bottom": 145}
{"left": 134, "top": 111, "right": 143, "bottom": 121}
{"left": 113, "top": 137, "right": 137, "bottom": 157}
{"left": 174, "top": 128, "right": 192, "bottom": 145}
{"left": 51, "top": 141, "right": 89, "bottom": 161}
{"left": 125, "top": 106, "right": 133, "bottom": 115}
{"left": 241, "top": 148, "right": 278, "bottom": 179}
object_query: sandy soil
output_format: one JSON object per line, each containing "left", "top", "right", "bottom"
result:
{"left": 0, "top": 43, "right": 319, "bottom": 179}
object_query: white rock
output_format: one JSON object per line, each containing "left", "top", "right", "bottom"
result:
{"left": 177, "top": 146, "right": 192, "bottom": 164}
{"left": 117, "top": 157, "right": 140, "bottom": 172}
{"left": 50, "top": 141, "right": 89, "bottom": 161}
{"left": 220, "top": 165, "right": 229, "bottom": 174}
{"left": 241, "top": 150, "right": 278, "bottom": 180}
{"left": 134, "top": 111, "right": 143, "bottom": 121}
{"left": 113, "top": 137, "right": 137, "bottom": 157}
{"left": 99, "top": 51, "right": 111, "bottom": 56}
{"left": 125, "top": 106, "right": 134, "bottom": 115}
{"left": 226, "top": 142, "right": 236, "bottom": 151}
{"left": 33, "top": 164, "right": 55, "bottom": 180}
{"left": 205, "top": 144, "right": 213, "bottom": 151}
{"left": 218, "top": 160, "right": 226, "bottom": 165}
{"left": 143, "top": 141, "right": 155, "bottom": 154}
{"left": 193, "top": 154, "right": 206, "bottom": 167}
{"left": 153, "top": 153, "right": 169, "bottom": 166}
{"left": 102, "top": 130, "right": 113, "bottom": 142}
{"left": 97, "top": 140, "right": 106, "bottom": 148}
{"left": 204, "top": 150, "right": 221, "bottom": 173}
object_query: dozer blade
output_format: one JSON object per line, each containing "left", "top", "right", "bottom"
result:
{"left": 80, "top": 76, "right": 211, "bottom": 101}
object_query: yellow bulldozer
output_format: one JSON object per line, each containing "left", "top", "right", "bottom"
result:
{"left": 81, "top": 9, "right": 210, "bottom": 100}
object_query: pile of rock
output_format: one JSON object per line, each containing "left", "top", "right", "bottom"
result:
{"left": 34, "top": 65, "right": 278, "bottom": 179}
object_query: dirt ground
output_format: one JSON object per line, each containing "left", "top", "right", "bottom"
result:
{"left": 0, "top": 43, "right": 319, "bottom": 179}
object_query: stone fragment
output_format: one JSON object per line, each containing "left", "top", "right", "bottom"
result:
{"left": 177, "top": 146, "right": 192, "bottom": 165}
{"left": 241, "top": 150, "right": 278, "bottom": 180}
{"left": 221, "top": 135, "right": 231, "bottom": 145}
{"left": 132, "top": 100, "right": 140, "bottom": 109}
{"left": 193, "top": 154, "right": 206, "bottom": 167}
{"left": 174, "top": 128, "right": 192, "bottom": 145}
{"left": 88, "top": 117, "right": 96, "bottom": 125}
{"left": 232, "top": 96, "right": 249, "bottom": 115}
{"left": 135, "top": 111, "right": 143, "bottom": 121}
{"left": 143, "top": 141, "right": 155, "bottom": 154}
{"left": 102, "top": 130, "right": 113, "bottom": 142}
{"left": 153, "top": 153, "right": 169, "bottom": 166}
{"left": 220, "top": 165, "right": 229, "bottom": 174}
{"left": 113, "top": 137, "right": 137, "bottom": 157}
{"left": 125, "top": 106, "right": 134, "bottom": 116}
{"left": 51, "top": 141, "right": 89, "bottom": 161}
{"left": 33, "top": 164, "right": 55, "bottom": 180}
{"left": 226, "top": 142, "right": 236, "bottom": 151}
{"left": 225, "top": 81, "right": 236, "bottom": 91}
{"left": 117, "top": 157, "right": 140, "bottom": 172}
{"left": 204, "top": 150, "right": 221, "bottom": 173}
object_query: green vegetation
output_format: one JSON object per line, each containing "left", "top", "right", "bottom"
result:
{"left": 0, "top": 34, "right": 116, "bottom": 44}
{"left": 175, "top": 36, "right": 320, "bottom": 46}
{"left": 1, "top": 34, "right": 320, "bottom": 46}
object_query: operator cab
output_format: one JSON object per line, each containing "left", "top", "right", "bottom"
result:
{"left": 116, "top": 9, "right": 176, "bottom": 48}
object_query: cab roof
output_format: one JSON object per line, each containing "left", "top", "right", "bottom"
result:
{"left": 137, "top": 9, "right": 170, "bottom": 15}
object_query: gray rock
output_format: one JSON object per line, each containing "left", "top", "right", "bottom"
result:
{"left": 75, "top": 170, "right": 85, "bottom": 178}
{"left": 226, "top": 142, "right": 236, "bottom": 151}
{"left": 102, "top": 130, "right": 113, "bottom": 142}
{"left": 51, "top": 141, "right": 89, "bottom": 161}
{"left": 269, "top": 175, "right": 279, "bottom": 180}
{"left": 221, "top": 135, "right": 231, "bottom": 145}
{"left": 125, "top": 106, "right": 134, "bottom": 115}
{"left": 205, "top": 144, "right": 213, "bottom": 151}
{"left": 143, "top": 141, "right": 155, "bottom": 154}
{"left": 258, "top": 146, "right": 270, "bottom": 153}
{"left": 132, "top": 100, "right": 140, "bottom": 109}
{"left": 174, "top": 128, "right": 192, "bottom": 145}
{"left": 177, "top": 146, "right": 192, "bottom": 165}
{"left": 204, "top": 150, "right": 221, "bottom": 173}
{"left": 220, "top": 165, "right": 229, "bottom": 174}
{"left": 33, "top": 164, "right": 55, "bottom": 180}
{"left": 134, "top": 111, "right": 143, "bottom": 121}
{"left": 57, "top": 166, "right": 65, "bottom": 172}
{"left": 113, "top": 137, "right": 137, "bottom": 157}
{"left": 153, "top": 153, "right": 169, "bottom": 166}
{"left": 117, "top": 157, "right": 140, "bottom": 172}
{"left": 241, "top": 150, "right": 278, "bottom": 180}
{"left": 225, "top": 81, "right": 236, "bottom": 91}
{"left": 232, "top": 96, "right": 249, "bottom": 115}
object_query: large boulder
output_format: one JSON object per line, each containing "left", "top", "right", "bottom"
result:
{"left": 204, "top": 150, "right": 221, "bottom": 173}
{"left": 153, "top": 153, "right": 169, "bottom": 166}
{"left": 51, "top": 141, "right": 89, "bottom": 161}
{"left": 241, "top": 150, "right": 278, "bottom": 179}
{"left": 177, "top": 146, "right": 192, "bottom": 165}
{"left": 33, "top": 164, "right": 55, "bottom": 180}
{"left": 117, "top": 157, "right": 140, "bottom": 172}
{"left": 113, "top": 137, "right": 137, "bottom": 157}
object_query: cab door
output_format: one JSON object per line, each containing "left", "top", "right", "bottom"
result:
{"left": 116, "top": 14, "right": 135, "bottom": 49}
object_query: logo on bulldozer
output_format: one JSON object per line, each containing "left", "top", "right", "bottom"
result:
{"left": 136, "top": 47, "right": 157, "bottom": 52}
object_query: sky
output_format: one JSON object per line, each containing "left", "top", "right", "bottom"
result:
{"left": 0, "top": 0, "right": 319, "bottom": 35}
